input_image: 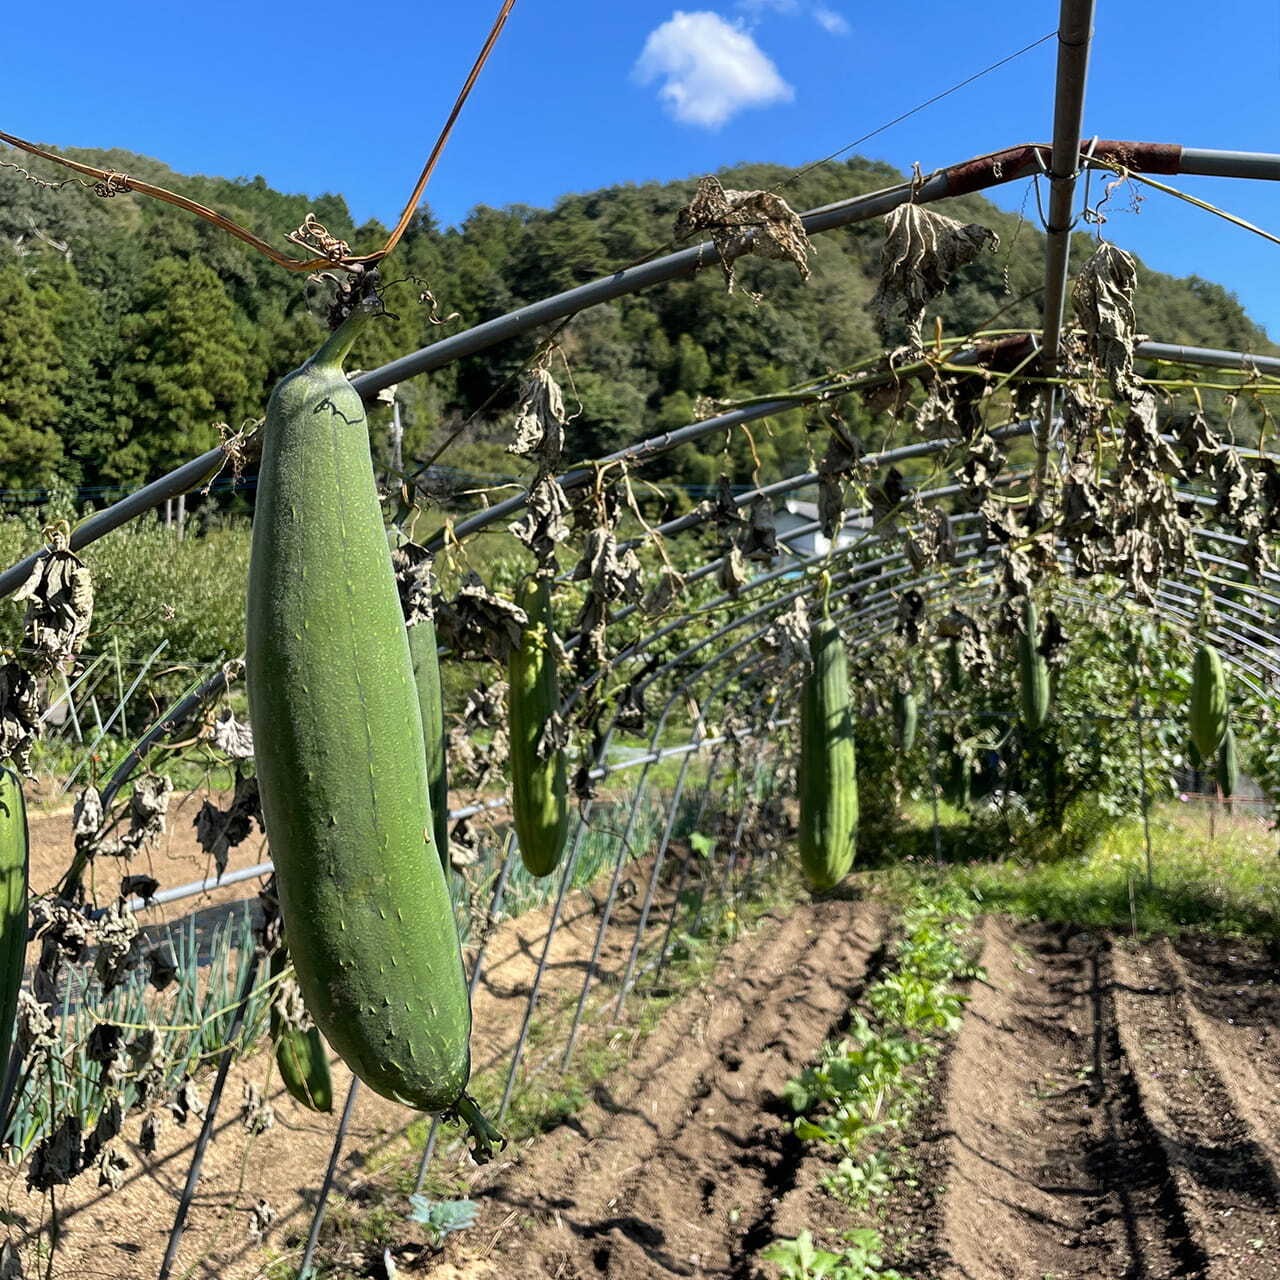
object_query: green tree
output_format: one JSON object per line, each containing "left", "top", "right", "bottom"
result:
{"left": 0, "top": 259, "right": 66, "bottom": 489}
{"left": 671, "top": 333, "right": 712, "bottom": 395}
{"left": 111, "top": 257, "right": 252, "bottom": 483}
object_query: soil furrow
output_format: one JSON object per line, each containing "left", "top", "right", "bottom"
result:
{"left": 1109, "top": 940, "right": 1280, "bottom": 1277}
{"left": 935, "top": 919, "right": 1119, "bottom": 1280}
{"left": 1160, "top": 939, "right": 1280, "bottom": 1180}
{"left": 881, "top": 922, "right": 1202, "bottom": 1280}
{"left": 466, "top": 898, "right": 887, "bottom": 1278}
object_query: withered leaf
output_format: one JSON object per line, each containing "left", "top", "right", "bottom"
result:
{"left": 82, "top": 1097, "right": 123, "bottom": 1170}
{"left": 146, "top": 941, "right": 179, "bottom": 992}
{"left": 433, "top": 575, "right": 528, "bottom": 664}
{"left": 508, "top": 366, "right": 567, "bottom": 467}
{"left": 873, "top": 204, "right": 999, "bottom": 353}
{"left": 895, "top": 590, "right": 926, "bottom": 645}
{"left": 72, "top": 787, "right": 104, "bottom": 843}
{"left": 642, "top": 563, "right": 685, "bottom": 616}
{"left": 169, "top": 1077, "right": 206, "bottom": 1126}
{"left": 1071, "top": 241, "right": 1141, "bottom": 399}
{"left": 742, "top": 500, "right": 778, "bottom": 563}
{"left": 510, "top": 474, "right": 571, "bottom": 567}
{"left": 869, "top": 467, "right": 909, "bottom": 526}
{"left": 96, "top": 1140, "right": 129, "bottom": 1191}
{"left": 716, "top": 544, "right": 749, "bottom": 597}
{"left": 0, "top": 661, "right": 40, "bottom": 773}
{"left": 211, "top": 707, "right": 254, "bottom": 760}
{"left": 94, "top": 902, "right": 141, "bottom": 993}
{"left": 674, "top": 175, "right": 812, "bottom": 292}
{"left": 121, "top": 874, "right": 160, "bottom": 903}
{"left": 128, "top": 773, "right": 173, "bottom": 850}
{"left": 391, "top": 540, "right": 435, "bottom": 626}
{"left": 241, "top": 1082, "right": 275, "bottom": 1136}
{"left": 27, "top": 1114, "right": 82, "bottom": 1190}
{"left": 139, "top": 1111, "right": 162, "bottom": 1157}
{"left": 762, "top": 597, "right": 810, "bottom": 669}
{"left": 13, "top": 538, "right": 93, "bottom": 673}
{"left": 249, "top": 1198, "right": 276, "bottom": 1243}
{"left": 16, "top": 991, "right": 55, "bottom": 1060}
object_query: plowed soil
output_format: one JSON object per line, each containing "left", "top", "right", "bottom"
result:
{"left": 450, "top": 911, "right": 1280, "bottom": 1280}
{"left": 7, "top": 821, "right": 1280, "bottom": 1280}
{"left": 0, "top": 844, "right": 707, "bottom": 1279}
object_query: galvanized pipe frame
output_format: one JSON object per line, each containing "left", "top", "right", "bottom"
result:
{"left": 761, "top": 510, "right": 1280, "bottom": 693}
{"left": 558, "top": 650, "right": 794, "bottom": 1070}
{"left": 493, "top": 632, "right": 787, "bottom": 1123}
{"left": 94, "top": 459, "right": 1277, "bottom": 850}
{"left": 3, "top": 123, "right": 1279, "bottom": 602}
{"left": 88, "top": 459, "right": 1280, "bottom": 904}
{"left": 603, "top": 460, "right": 1280, "bottom": 685}
{"left": 831, "top": 549, "right": 1280, "bottom": 696}
{"left": 827, "top": 533, "right": 1280, "bottom": 688}
{"left": 842, "top": 580, "right": 1277, "bottom": 702}
{"left": 1040, "top": 0, "right": 1096, "bottom": 385}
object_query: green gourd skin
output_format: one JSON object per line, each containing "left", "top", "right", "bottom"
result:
{"left": 893, "top": 687, "right": 917, "bottom": 753}
{"left": 1216, "top": 725, "right": 1239, "bottom": 799}
{"left": 1018, "top": 597, "right": 1050, "bottom": 732}
{"left": 508, "top": 576, "right": 569, "bottom": 877}
{"left": 246, "top": 309, "right": 471, "bottom": 1115}
{"left": 942, "top": 746, "right": 970, "bottom": 810}
{"left": 0, "top": 770, "right": 27, "bottom": 1080}
{"left": 798, "top": 618, "right": 858, "bottom": 893}
{"left": 408, "top": 614, "right": 450, "bottom": 875}
{"left": 1190, "top": 643, "right": 1228, "bottom": 761}
{"left": 269, "top": 946, "right": 333, "bottom": 1113}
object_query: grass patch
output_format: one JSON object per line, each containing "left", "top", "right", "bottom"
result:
{"left": 872, "top": 800, "right": 1280, "bottom": 943}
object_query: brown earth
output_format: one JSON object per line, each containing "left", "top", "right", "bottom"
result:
{"left": 448, "top": 912, "right": 1280, "bottom": 1280}
{"left": 0, "top": 837, "right": 714, "bottom": 1280}
{"left": 456, "top": 896, "right": 890, "bottom": 1279}
{"left": 7, "top": 839, "right": 1280, "bottom": 1280}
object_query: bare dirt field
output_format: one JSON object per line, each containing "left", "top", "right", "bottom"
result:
{"left": 8, "top": 820, "right": 1280, "bottom": 1280}
{"left": 3, "top": 831, "right": 699, "bottom": 1279}
{"left": 451, "top": 911, "right": 1280, "bottom": 1280}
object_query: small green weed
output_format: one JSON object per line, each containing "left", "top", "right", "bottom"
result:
{"left": 406, "top": 1195, "right": 477, "bottom": 1248}
{"left": 761, "top": 1228, "right": 911, "bottom": 1279}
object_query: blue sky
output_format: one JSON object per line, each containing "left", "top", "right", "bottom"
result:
{"left": 3, "top": 1, "right": 1277, "bottom": 337}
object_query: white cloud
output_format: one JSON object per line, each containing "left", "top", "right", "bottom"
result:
{"left": 813, "top": 6, "right": 850, "bottom": 35}
{"left": 634, "top": 11, "right": 794, "bottom": 129}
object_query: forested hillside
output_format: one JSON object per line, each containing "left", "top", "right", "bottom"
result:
{"left": 0, "top": 142, "right": 1273, "bottom": 498}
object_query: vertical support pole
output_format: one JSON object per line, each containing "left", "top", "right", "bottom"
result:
{"left": 63, "top": 673, "right": 83, "bottom": 745}
{"left": 1134, "top": 691, "right": 1154, "bottom": 889}
{"left": 612, "top": 747, "right": 696, "bottom": 1018}
{"left": 157, "top": 951, "right": 262, "bottom": 1280}
{"left": 925, "top": 682, "right": 943, "bottom": 864}
{"left": 1036, "top": 0, "right": 1097, "bottom": 483}
{"left": 653, "top": 743, "right": 726, "bottom": 979}
{"left": 298, "top": 1078, "right": 361, "bottom": 1280}
{"left": 499, "top": 798, "right": 593, "bottom": 1121}
{"left": 560, "top": 746, "right": 659, "bottom": 1070}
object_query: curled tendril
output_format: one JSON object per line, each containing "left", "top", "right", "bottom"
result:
{"left": 92, "top": 172, "right": 131, "bottom": 198}
{"left": 286, "top": 213, "right": 351, "bottom": 264}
